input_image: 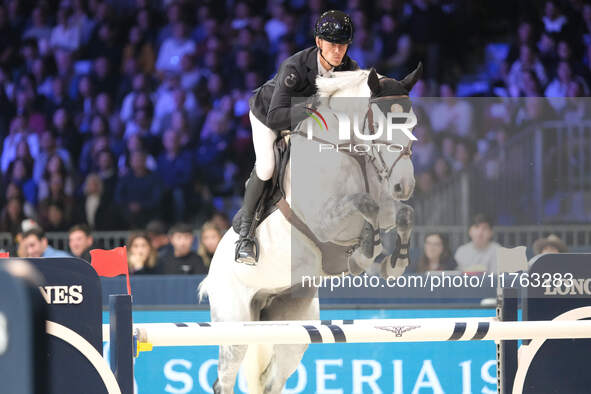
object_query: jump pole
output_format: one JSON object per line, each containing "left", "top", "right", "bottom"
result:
{"left": 128, "top": 318, "right": 591, "bottom": 347}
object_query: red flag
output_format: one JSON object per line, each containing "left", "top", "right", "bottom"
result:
{"left": 90, "top": 246, "right": 131, "bottom": 295}
{"left": 0, "top": 252, "right": 8, "bottom": 258}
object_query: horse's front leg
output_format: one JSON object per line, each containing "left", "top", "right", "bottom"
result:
{"left": 316, "top": 192, "right": 379, "bottom": 258}
{"left": 381, "top": 202, "right": 414, "bottom": 278}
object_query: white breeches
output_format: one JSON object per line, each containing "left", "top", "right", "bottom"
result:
{"left": 249, "top": 110, "right": 277, "bottom": 181}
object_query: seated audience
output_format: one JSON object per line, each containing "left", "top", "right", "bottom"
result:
{"left": 532, "top": 234, "right": 568, "bottom": 256}
{"left": 155, "top": 223, "right": 207, "bottom": 274}
{"left": 22, "top": 227, "right": 71, "bottom": 258}
{"left": 455, "top": 214, "right": 500, "bottom": 272}
{"left": 417, "top": 233, "right": 457, "bottom": 273}
{"left": 197, "top": 221, "right": 224, "bottom": 267}
{"left": 126, "top": 231, "right": 157, "bottom": 274}
{"left": 68, "top": 224, "right": 94, "bottom": 262}
{"left": 146, "top": 220, "right": 173, "bottom": 257}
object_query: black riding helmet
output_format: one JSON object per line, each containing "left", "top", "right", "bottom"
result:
{"left": 314, "top": 10, "right": 354, "bottom": 45}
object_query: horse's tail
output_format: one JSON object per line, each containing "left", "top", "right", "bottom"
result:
{"left": 197, "top": 275, "right": 209, "bottom": 302}
{"left": 243, "top": 343, "right": 273, "bottom": 394}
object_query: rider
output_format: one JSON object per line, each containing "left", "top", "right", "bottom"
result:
{"left": 235, "top": 10, "right": 359, "bottom": 264}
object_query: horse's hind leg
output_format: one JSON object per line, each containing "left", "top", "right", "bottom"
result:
{"left": 259, "top": 293, "right": 320, "bottom": 393}
{"left": 208, "top": 282, "right": 255, "bottom": 393}
{"left": 213, "top": 345, "right": 248, "bottom": 394}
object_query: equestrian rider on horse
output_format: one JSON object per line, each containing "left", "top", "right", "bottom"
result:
{"left": 236, "top": 10, "right": 359, "bottom": 265}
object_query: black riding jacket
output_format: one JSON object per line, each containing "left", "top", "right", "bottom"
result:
{"left": 249, "top": 46, "right": 359, "bottom": 132}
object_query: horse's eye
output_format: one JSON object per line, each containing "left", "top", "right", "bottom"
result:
{"left": 390, "top": 103, "right": 403, "bottom": 113}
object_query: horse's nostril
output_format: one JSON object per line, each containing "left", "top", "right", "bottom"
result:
{"left": 394, "top": 183, "right": 402, "bottom": 193}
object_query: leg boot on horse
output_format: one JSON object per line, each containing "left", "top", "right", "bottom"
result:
{"left": 235, "top": 170, "right": 268, "bottom": 264}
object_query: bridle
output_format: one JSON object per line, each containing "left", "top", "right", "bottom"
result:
{"left": 288, "top": 94, "right": 414, "bottom": 192}
{"left": 363, "top": 95, "right": 414, "bottom": 184}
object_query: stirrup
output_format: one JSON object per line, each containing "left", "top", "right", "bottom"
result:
{"left": 235, "top": 236, "right": 260, "bottom": 265}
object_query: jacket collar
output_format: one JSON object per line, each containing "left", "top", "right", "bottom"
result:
{"left": 305, "top": 47, "right": 319, "bottom": 85}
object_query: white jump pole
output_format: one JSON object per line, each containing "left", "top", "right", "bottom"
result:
{"left": 129, "top": 319, "right": 591, "bottom": 347}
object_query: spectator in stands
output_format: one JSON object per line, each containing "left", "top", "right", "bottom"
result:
{"left": 33, "top": 129, "right": 73, "bottom": 183}
{"left": 118, "top": 134, "right": 157, "bottom": 176}
{"left": 95, "top": 149, "right": 117, "bottom": 202}
{"left": 7, "top": 219, "right": 40, "bottom": 258}
{"left": 122, "top": 25, "right": 155, "bottom": 75}
{"left": 542, "top": 1, "right": 568, "bottom": 35}
{"left": 452, "top": 138, "right": 475, "bottom": 172}
{"left": 152, "top": 78, "right": 198, "bottom": 136}
{"left": 545, "top": 61, "right": 589, "bottom": 110}
{"left": 38, "top": 172, "right": 75, "bottom": 225}
{"left": 146, "top": 220, "right": 173, "bottom": 257}
{"left": 50, "top": 5, "right": 80, "bottom": 52}
{"left": 38, "top": 153, "right": 75, "bottom": 201}
{"left": 508, "top": 45, "right": 549, "bottom": 97}
{"left": 197, "top": 221, "right": 224, "bottom": 267}
{"left": 0, "top": 197, "right": 25, "bottom": 236}
{"left": 92, "top": 56, "right": 119, "bottom": 100}
{"left": 157, "top": 129, "right": 193, "bottom": 222}
{"left": 41, "top": 201, "right": 71, "bottom": 232}
{"left": 433, "top": 157, "right": 452, "bottom": 183}
{"left": 120, "top": 73, "right": 151, "bottom": 124}
{"left": 7, "top": 158, "right": 37, "bottom": 207}
{"left": 455, "top": 213, "right": 500, "bottom": 272}
{"left": 1, "top": 116, "right": 39, "bottom": 175}
{"left": 94, "top": 92, "right": 123, "bottom": 147}
{"left": 126, "top": 231, "right": 157, "bottom": 275}
{"left": 415, "top": 171, "right": 436, "bottom": 197}
{"left": 155, "top": 21, "right": 196, "bottom": 75}
{"left": 22, "top": 227, "right": 70, "bottom": 258}
{"left": 210, "top": 211, "right": 231, "bottom": 232}
{"left": 114, "top": 150, "right": 163, "bottom": 228}
{"left": 430, "top": 83, "right": 473, "bottom": 137}
{"left": 78, "top": 173, "right": 116, "bottom": 230}
{"left": 155, "top": 223, "right": 207, "bottom": 274}
{"left": 412, "top": 124, "right": 438, "bottom": 173}
{"left": 417, "top": 233, "right": 457, "bottom": 273}
{"left": 23, "top": 6, "right": 52, "bottom": 42}
{"left": 532, "top": 234, "right": 568, "bottom": 256}
{"left": 68, "top": 224, "right": 94, "bottom": 262}
{"left": 4, "top": 182, "right": 36, "bottom": 219}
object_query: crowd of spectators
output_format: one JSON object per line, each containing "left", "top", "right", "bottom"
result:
{"left": 413, "top": 213, "right": 569, "bottom": 274}
{"left": 0, "top": 0, "right": 590, "bottom": 236}
{"left": 0, "top": 217, "right": 226, "bottom": 275}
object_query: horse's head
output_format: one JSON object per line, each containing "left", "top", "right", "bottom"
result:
{"left": 365, "top": 63, "right": 422, "bottom": 200}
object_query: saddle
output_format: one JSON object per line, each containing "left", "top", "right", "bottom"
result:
{"left": 232, "top": 136, "right": 291, "bottom": 234}
{"left": 232, "top": 135, "right": 360, "bottom": 275}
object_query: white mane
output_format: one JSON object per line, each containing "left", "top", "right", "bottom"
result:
{"left": 315, "top": 70, "right": 373, "bottom": 98}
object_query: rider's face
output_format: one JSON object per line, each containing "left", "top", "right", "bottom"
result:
{"left": 316, "top": 38, "right": 348, "bottom": 67}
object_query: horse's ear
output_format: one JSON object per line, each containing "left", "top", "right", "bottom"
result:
{"left": 367, "top": 67, "right": 380, "bottom": 94}
{"left": 400, "top": 62, "right": 423, "bottom": 92}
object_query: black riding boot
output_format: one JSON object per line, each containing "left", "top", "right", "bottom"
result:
{"left": 235, "top": 171, "right": 267, "bottom": 264}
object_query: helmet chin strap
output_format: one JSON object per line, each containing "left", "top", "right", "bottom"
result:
{"left": 318, "top": 46, "right": 342, "bottom": 69}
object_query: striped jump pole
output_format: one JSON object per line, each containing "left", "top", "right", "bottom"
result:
{"left": 129, "top": 319, "right": 591, "bottom": 347}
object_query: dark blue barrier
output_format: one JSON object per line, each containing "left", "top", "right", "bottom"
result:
{"left": 0, "top": 261, "right": 48, "bottom": 394}
{"left": 100, "top": 274, "right": 497, "bottom": 308}
{"left": 2, "top": 258, "right": 111, "bottom": 394}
